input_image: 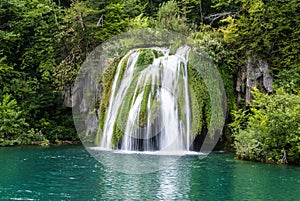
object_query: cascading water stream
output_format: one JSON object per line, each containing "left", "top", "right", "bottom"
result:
{"left": 100, "top": 51, "right": 140, "bottom": 148}
{"left": 99, "top": 47, "right": 192, "bottom": 152}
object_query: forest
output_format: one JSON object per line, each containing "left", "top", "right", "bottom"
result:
{"left": 0, "top": 0, "right": 299, "bottom": 164}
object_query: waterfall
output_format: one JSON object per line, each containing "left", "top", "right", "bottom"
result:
{"left": 99, "top": 46, "right": 192, "bottom": 152}
{"left": 100, "top": 50, "right": 139, "bottom": 148}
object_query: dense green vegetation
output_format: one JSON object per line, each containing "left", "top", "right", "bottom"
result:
{"left": 221, "top": 0, "right": 300, "bottom": 164}
{"left": 231, "top": 88, "right": 300, "bottom": 164}
{"left": 0, "top": 0, "right": 299, "bottom": 164}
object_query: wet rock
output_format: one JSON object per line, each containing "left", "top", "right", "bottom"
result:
{"left": 236, "top": 56, "right": 273, "bottom": 106}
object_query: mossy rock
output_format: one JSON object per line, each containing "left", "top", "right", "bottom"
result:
{"left": 98, "top": 59, "right": 120, "bottom": 131}
{"left": 114, "top": 54, "right": 130, "bottom": 96}
{"left": 136, "top": 49, "right": 155, "bottom": 71}
{"left": 152, "top": 49, "right": 165, "bottom": 58}
{"left": 138, "top": 82, "right": 151, "bottom": 127}
{"left": 187, "top": 63, "right": 211, "bottom": 137}
{"left": 110, "top": 74, "right": 140, "bottom": 147}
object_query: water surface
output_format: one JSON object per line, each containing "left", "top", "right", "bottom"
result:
{"left": 0, "top": 145, "right": 299, "bottom": 200}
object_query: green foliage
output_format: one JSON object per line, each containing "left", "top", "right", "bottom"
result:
{"left": 122, "top": 0, "right": 146, "bottom": 18}
{"left": 190, "top": 28, "right": 236, "bottom": 148}
{"left": 0, "top": 0, "right": 77, "bottom": 145}
{"left": 231, "top": 88, "right": 300, "bottom": 164}
{"left": 156, "top": 0, "right": 189, "bottom": 35}
{"left": 128, "top": 14, "right": 150, "bottom": 29}
{"left": 0, "top": 94, "right": 28, "bottom": 146}
{"left": 1, "top": 0, "right": 297, "bottom": 156}
{"left": 190, "top": 28, "right": 236, "bottom": 112}
{"left": 144, "top": 0, "right": 166, "bottom": 17}
{"left": 96, "top": 3, "right": 128, "bottom": 41}
{"left": 274, "top": 67, "right": 300, "bottom": 94}
{"left": 53, "top": 1, "right": 129, "bottom": 91}
{"left": 0, "top": 94, "right": 50, "bottom": 146}
{"left": 111, "top": 121, "right": 123, "bottom": 147}
{"left": 219, "top": 0, "right": 300, "bottom": 71}
{"left": 214, "top": 0, "right": 300, "bottom": 155}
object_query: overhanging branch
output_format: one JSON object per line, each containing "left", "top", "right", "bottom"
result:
{"left": 205, "top": 11, "right": 241, "bottom": 26}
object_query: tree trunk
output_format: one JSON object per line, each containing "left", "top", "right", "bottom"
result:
{"left": 199, "top": 0, "right": 204, "bottom": 23}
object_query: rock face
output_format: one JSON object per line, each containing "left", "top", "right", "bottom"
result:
{"left": 236, "top": 56, "right": 273, "bottom": 106}
{"left": 63, "top": 87, "right": 72, "bottom": 107}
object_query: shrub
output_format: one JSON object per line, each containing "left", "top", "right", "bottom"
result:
{"left": 231, "top": 88, "right": 300, "bottom": 164}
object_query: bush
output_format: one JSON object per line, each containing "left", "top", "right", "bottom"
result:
{"left": 0, "top": 94, "right": 28, "bottom": 146}
{"left": 231, "top": 88, "right": 300, "bottom": 164}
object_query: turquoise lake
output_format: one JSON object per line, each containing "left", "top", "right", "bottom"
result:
{"left": 0, "top": 145, "right": 299, "bottom": 200}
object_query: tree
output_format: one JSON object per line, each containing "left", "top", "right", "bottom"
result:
{"left": 0, "top": 0, "right": 77, "bottom": 144}
{"left": 0, "top": 94, "right": 28, "bottom": 146}
{"left": 156, "top": 0, "right": 189, "bottom": 35}
{"left": 219, "top": 0, "right": 300, "bottom": 71}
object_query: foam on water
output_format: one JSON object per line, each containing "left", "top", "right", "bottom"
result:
{"left": 88, "top": 147, "right": 206, "bottom": 156}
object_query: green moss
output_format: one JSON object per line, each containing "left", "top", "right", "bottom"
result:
{"left": 136, "top": 49, "right": 155, "bottom": 71}
{"left": 175, "top": 63, "right": 186, "bottom": 122}
{"left": 152, "top": 49, "right": 165, "bottom": 58}
{"left": 149, "top": 99, "right": 160, "bottom": 123}
{"left": 96, "top": 52, "right": 137, "bottom": 146}
{"left": 110, "top": 75, "right": 161, "bottom": 146}
{"left": 138, "top": 81, "right": 151, "bottom": 127}
{"left": 150, "top": 84, "right": 160, "bottom": 119}
{"left": 187, "top": 63, "right": 211, "bottom": 137}
{"left": 110, "top": 74, "right": 140, "bottom": 147}
{"left": 138, "top": 79, "right": 162, "bottom": 127}
{"left": 111, "top": 120, "right": 124, "bottom": 147}
{"left": 96, "top": 58, "right": 120, "bottom": 145}
{"left": 114, "top": 55, "right": 130, "bottom": 96}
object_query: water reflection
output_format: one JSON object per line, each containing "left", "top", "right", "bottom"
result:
{"left": 96, "top": 155, "right": 191, "bottom": 200}
{"left": 157, "top": 160, "right": 190, "bottom": 200}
